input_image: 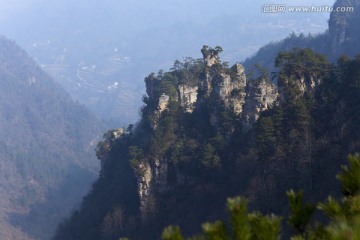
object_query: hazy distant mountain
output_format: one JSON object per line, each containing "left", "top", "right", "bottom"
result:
{"left": 0, "top": 35, "right": 106, "bottom": 239}
{"left": 244, "top": 0, "right": 360, "bottom": 70}
{"left": 0, "top": 0, "right": 333, "bottom": 124}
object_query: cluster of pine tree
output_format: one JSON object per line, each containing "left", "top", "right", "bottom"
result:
{"left": 161, "top": 154, "right": 360, "bottom": 240}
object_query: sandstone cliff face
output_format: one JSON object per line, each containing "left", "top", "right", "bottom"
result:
{"left": 112, "top": 128, "right": 124, "bottom": 139}
{"left": 136, "top": 157, "right": 171, "bottom": 218}
{"left": 136, "top": 47, "right": 280, "bottom": 212}
{"left": 201, "top": 46, "right": 220, "bottom": 67}
{"left": 219, "top": 64, "right": 247, "bottom": 115}
{"left": 198, "top": 46, "right": 221, "bottom": 98}
{"left": 243, "top": 77, "right": 278, "bottom": 129}
{"left": 118, "top": 46, "right": 333, "bottom": 221}
{"left": 158, "top": 93, "right": 170, "bottom": 113}
{"left": 146, "top": 47, "right": 252, "bottom": 121}
{"left": 278, "top": 73, "right": 322, "bottom": 104}
{"left": 199, "top": 48, "right": 248, "bottom": 117}
{"left": 137, "top": 162, "right": 152, "bottom": 206}
{"left": 178, "top": 85, "right": 197, "bottom": 112}
{"left": 198, "top": 47, "right": 278, "bottom": 130}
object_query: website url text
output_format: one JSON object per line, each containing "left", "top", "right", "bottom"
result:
{"left": 261, "top": 5, "right": 354, "bottom": 13}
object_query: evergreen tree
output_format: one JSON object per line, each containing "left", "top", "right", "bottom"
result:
{"left": 161, "top": 155, "right": 360, "bottom": 240}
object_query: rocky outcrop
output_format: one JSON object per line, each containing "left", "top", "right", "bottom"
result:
{"left": 199, "top": 48, "right": 248, "bottom": 117}
{"left": 137, "top": 162, "right": 152, "bottom": 204}
{"left": 137, "top": 48, "right": 281, "bottom": 213}
{"left": 243, "top": 78, "right": 278, "bottom": 129}
{"left": 295, "top": 75, "right": 321, "bottom": 96}
{"left": 178, "top": 85, "right": 198, "bottom": 113}
{"left": 198, "top": 71, "right": 212, "bottom": 98}
{"left": 198, "top": 46, "right": 221, "bottom": 99}
{"left": 145, "top": 46, "right": 279, "bottom": 130}
{"left": 149, "top": 93, "right": 170, "bottom": 129}
{"left": 158, "top": 93, "right": 170, "bottom": 113}
{"left": 136, "top": 158, "right": 169, "bottom": 217}
{"left": 219, "top": 64, "right": 247, "bottom": 115}
{"left": 278, "top": 73, "right": 322, "bottom": 104}
{"left": 201, "top": 45, "right": 220, "bottom": 67}
{"left": 112, "top": 128, "right": 124, "bottom": 139}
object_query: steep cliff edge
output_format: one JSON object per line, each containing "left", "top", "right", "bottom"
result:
{"left": 144, "top": 46, "right": 278, "bottom": 132}
{"left": 54, "top": 46, "right": 285, "bottom": 240}
{"left": 135, "top": 48, "right": 280, "bottom": 218}
{"left": 242, "top": 69, "right": 278, "bottom": 129}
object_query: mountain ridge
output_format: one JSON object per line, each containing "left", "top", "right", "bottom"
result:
{"left": 0, "top": 35, "right": 107, "bottom": 240}
{"left": 244, "top": 0, "right": 360, "bottom": 70}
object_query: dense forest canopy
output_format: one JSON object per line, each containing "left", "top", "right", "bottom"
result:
{"left": 161, "top": 154, "right": 360, "bottom": 240}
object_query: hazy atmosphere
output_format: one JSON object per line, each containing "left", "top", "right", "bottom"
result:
{"left": 3, "top": 0, "right": 360, "bottom": 239}
{"left": 0, "top": 0, "right": 334, "bottom": 124}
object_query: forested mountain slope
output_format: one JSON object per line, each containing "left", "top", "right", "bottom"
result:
{"left": 53, "top": 1, "right": 360, "bottom": 239}
{"left": 54, "top": 44, "right": 360, "bottom": 239}
{"left": 0, "top": 36, "right": 106, "bottom": 239}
